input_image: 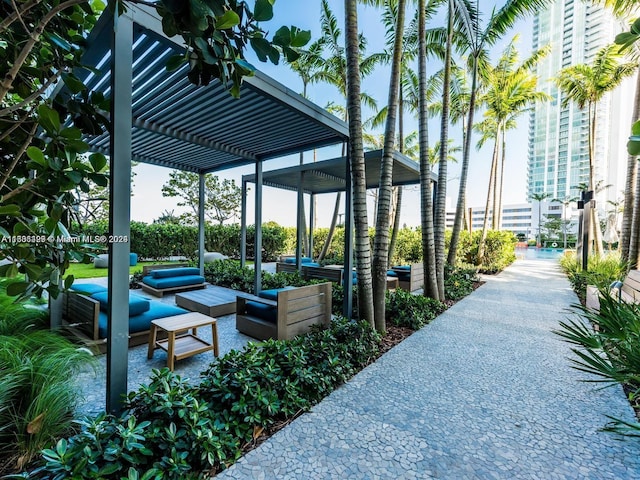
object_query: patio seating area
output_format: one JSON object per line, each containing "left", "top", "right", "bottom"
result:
{"left": 71, "top": 268, "right": 279, "bottom": 418}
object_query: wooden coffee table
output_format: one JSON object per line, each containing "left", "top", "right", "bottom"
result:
{"left": 147, "top": 312, "right": 219, "bottom": 371}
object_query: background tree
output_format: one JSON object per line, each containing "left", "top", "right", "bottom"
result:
{"left": 161, "top": 171, "right": 242, "bottom": 225}
{"left": 418, "top": 0, "right": 439, "bottom": 300}
{"left": 552, "top": 196, "right": 579, "bottom": 249}
{"left": 446, "top": 0, "right": 554, "bottom": 267}
{"left": 476, "top": 37, "right": 549, "bottom": 260}
{"left": 153, "top": 209, "right": 182, "bottom": 225}
{"left": 315, "top": 0, "right": 382, "bottom": 263}
{"left": 609, "top": 6, "right": 640, "bottom": 264}
{"left": 345, "top": 0, "right": 375, "bottom": 325}
{"left": 531, "top": 192, "right": 552, "bottom": 247}
{"left": 556, "top": 44, "right": 635, "bottom": 256}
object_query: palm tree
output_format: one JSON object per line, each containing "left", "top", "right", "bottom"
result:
{"left": 476, "top": 37, "right": 550, "bottom": 260}
{"left": 556, "top": 44, "right": 636, "bottom": 256}
{"left": 356, "top": 0, "right": 408, "bottom": 331}
{"left": 315, "top": 0, "right": 382, "bottom": 264}
{"left": 552, "top": 196, "right": 579, "bottom": 248}
{"left": 433, "top": 0, "right": 455, "bottom": 300}
{"left": 418, "top": 0, "right": 439, "bottom": 300}
{"left": 344, "top": 0, "right": 374, "bottom": 325}
{"left": 592, "top": 0, "right": 640, "bottom": 264}
{"left": 287, "top": 40, "right": 325, "bottom": 257}
{"left": 447, "top": 0, "right": 554, "bottom": 267}
{"left": 531, "top": 192, "right": 552, "bottom": 247}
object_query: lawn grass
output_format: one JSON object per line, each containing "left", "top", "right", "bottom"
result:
{"left": 65, "top": 261, "right": 180, "bottom": 279}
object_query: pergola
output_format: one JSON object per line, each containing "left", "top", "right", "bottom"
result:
{"left": 242, "top": 150, "right": 438, "bottom": 316}
{"left": 65, "top": 5, "right": 349, "bottom": 412}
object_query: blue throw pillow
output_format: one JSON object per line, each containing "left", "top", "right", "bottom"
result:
{"left": 150, "top": 267, "right": 200, "bottom": 278}
{"left": 91, "top": 291, "right": 151, "bottom": 316}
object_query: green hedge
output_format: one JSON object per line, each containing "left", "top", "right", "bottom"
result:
{"left": 74, "top": 222, "right": 288, "bottom": 262}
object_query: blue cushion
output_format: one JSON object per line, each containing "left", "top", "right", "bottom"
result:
{"left": 97, "top": 303, "right": 188, "bottom": 338}
{"left": 245, "top": 301, "right": 277, "bottom": 323}
{"left": 129, "top": 253, "right": 138, "bottom": 266}
{"left": 386, "top": 270, "right": 398, "bottom": 277}
{"left": 70, "top": 283, "right": 108, "bottom": 295}
{"left": 142, "top": 275, "right": 205, "bottom": 289}
{"left": 91, "top": 291, "right": 150, "bottom": 316}
{"left": 283, "top": 257, "right": 313, "bottom": 264}
{"left": 393, "top": 265, "right": 410, "bottom": 271}
{"left": 258, "top": 287, "right": 295, "bottom": 300}
{"left": 150, "top": 267, "right": 200, "bottom": 278}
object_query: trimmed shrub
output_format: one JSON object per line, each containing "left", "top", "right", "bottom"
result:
{"left": 73, "top": 222, "right": 288, "bottom": 262}
{"left": 385, "top": 289, "right": 446, "bottom": 330}
{"left": 444, "top": 264, "right": 479, "bottom": 301}
{"left": 22, "top": 319, "right": 381, "bottom": 479}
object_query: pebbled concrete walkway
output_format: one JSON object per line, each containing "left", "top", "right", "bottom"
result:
{"left": 216, "top": 259, "right": 640, "bottom": 479}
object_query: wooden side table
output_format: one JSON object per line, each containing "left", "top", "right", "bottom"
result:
{"left": 386, "top": 276, "right": 399, "bottom": 290}
{"left": 148, "top": 312, "right": 219, "bottom": 371}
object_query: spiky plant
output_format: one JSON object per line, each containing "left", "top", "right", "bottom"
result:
{"left": 556, "top": 292, "right": 640, "bottom": 435}
{"left": 0, "top": 283, "right": 94, "bottom": 473}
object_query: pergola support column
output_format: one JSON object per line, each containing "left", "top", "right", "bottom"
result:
{"left": 254, "top": 161, "right": 263, "bottom": 294}
{"left": 343, "top": 148, "right": 353, "bottom": 318}
{"left": 106, "top": 11, "right": 133, "bottom": 414}
{"left": 296, "top": 172, "right": 304, "bottom": 268}
{"left": 241, "top": 179, "right": 248, "bottom": 267}
{"left": 198, "top": 173, "right": 205, "bottom": 274}
{"left": 309, "top": 193, "right": 315, "bottom": 257}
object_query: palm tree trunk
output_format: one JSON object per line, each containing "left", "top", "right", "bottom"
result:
{"left": 478, "top": 130, "right": 500, "bottom": 262}
{"left": 388, "top": 187, "right": 403, "bottom": 265}
{"left": 418, "top": 0, "right": 439, "bottom": 300}
{"left": 373, "top": 0, "right": 405, "bottom": 332}
{"left": 318, "top": 192, "right": 341, "bottom": 261}
{"left": 630, "top": 171, "right": 640, "bottom": 266}
{"left": 496, "top": 127, "right": 506, "bottom": 230}
{"left": 318, "top": 142, "right": 347, "bottom": 262}
{"left": 434, "top": 0, "right": 453, "bottom": 300}
{"left": 447, "top": 58, "right": 478, "bottom": 266}
{"left": 491, "top": 135, "right": 501, "bottom": 230}
{"left": 621, "top": 69, "right": 640, "bottom": 262}
{"left": 588, "top": 102, "right": 604, "bottom": 255}
{"left": 388, "top": 89, "right": 405, "bottom": 267}
{"left": 345, "top": 0, "right": 374, "bottom": 325}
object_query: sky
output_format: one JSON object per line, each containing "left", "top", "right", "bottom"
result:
{"left": 131, "top": 1, "right": 533, "bottom": 228}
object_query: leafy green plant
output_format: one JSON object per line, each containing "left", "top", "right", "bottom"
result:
{"left": 559, "top": 253, "right": 626, "bottom": 303}
{"left": 19, "top": 319, "right": 381, "bottom": 478}
{"left": 555, "top": 292, "right": 640, "bottom": 435}
{"left": 385, "top": 289, "right": 446, "bottom": 330}
{"left": 444, "top": 264, "right": 478, "bottom": 301}
{"left": 0, "top": 283, "right": 93, "bottom": 473}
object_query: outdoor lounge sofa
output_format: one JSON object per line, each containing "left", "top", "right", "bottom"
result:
{"left": 388, "top": 263, "right": 424, "bottom": 292}
{"left": 62, "top": 283, "right": 188, "bottom": 352}
{"left": 235, "top": 282, "right": 332, "bottom": 340}
{"left": 139, "top": 263, "right": 206, "bottom": 297}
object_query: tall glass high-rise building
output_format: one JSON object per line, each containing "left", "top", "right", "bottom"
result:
{"left": 527, "top": 1, "right": 634, "bottom": 208}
